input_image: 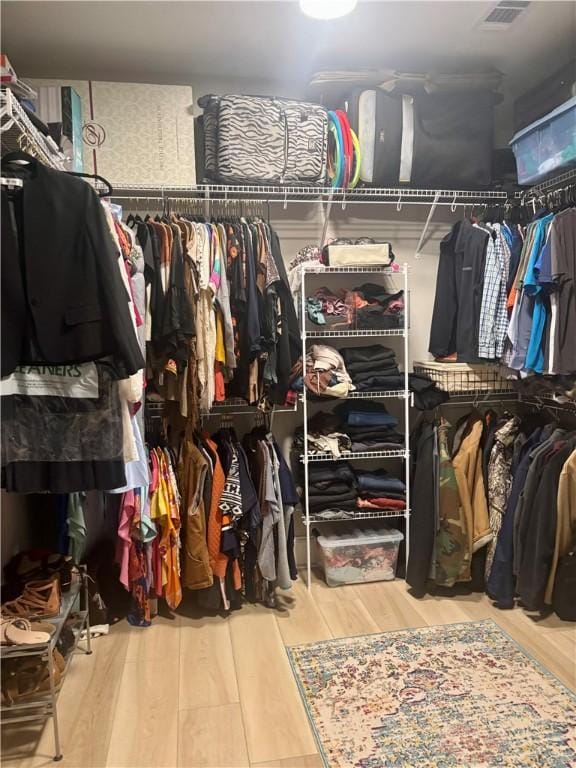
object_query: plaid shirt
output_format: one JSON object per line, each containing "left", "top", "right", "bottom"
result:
{"left": 478, "top": 224, "right": 511, "bottom": 359}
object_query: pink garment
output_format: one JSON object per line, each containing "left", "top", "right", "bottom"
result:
{"left": 116, "top": 490, "right": 134, "bottom": 590}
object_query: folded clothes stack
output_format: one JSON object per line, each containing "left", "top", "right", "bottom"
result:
{"left": 340, "top": 344, "right": 405, "bottom": 392}
{"left": 304, "top": 344, "right": 353, "bottom": 398}
{"left": 307, "top": 462, "right": 358, "bottom": 520}
{"left": 333, "top": 401, "right": 405, "bottom": 452}
{"left": 409, "top": 372, "right": 450, "bottom": 410}
{"left": 354, "top": 468, "right": 406, "bottom": 511}
{"left": 306, "top": 286, "right": 351, "bottom": 328}
{"left": 294, "top": 411, "right": 352, "bottom": 458}
{"left": 347, "top": 283, "right": 405, "bottom": 330}
{"left": 306, "top": 285, "right": 404, "bottom": 330}
{"left": 294, "top": 401, "right": 404, "bottom": 458}
{"left": 304, "top": 463, "right": 406, "bottom": 519}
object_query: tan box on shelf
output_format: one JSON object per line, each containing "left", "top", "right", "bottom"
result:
{"left": 327, "top": 243, "right": 392, "bottom": 267}
{"left": 29, "top": 79, "right": 196, "bottom": 187}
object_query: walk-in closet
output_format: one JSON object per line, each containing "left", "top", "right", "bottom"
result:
{"left": 1, "top": 2, "right": 575, "bottom": 766}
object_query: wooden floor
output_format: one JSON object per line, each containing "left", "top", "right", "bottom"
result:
{"left": 2, "top": 573, "right": 575, "bottom": 768}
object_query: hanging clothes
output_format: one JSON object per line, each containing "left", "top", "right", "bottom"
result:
{"left": 0, "top": 156, "right": 144, "bottom": 379}
{"left": 178, "top": 437, "right": 213, "bottom": 591}
{"left": 545, "top": 448, "right": 576, "bottom": 603}
{"left": 516, "top": 434, "right": 576, "bottom": 611}
{"left": 434, "top": 420, "right": 470, "bottom": 587}
{"left": 428, "top": 219, "right": 489, "bottom": 362}
{"left": 429, "top": 205, "right": 576, "bottom": 382}
{"left": 485, "top": 416, "right": 520, "bottom": 580}
{"left": 406, "top": 420, "right": 437, "bottom": 596}
{"left": 451, "top": 415, "right": 493, "bottom": 559}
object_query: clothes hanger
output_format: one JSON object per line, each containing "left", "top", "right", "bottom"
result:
{"left": 1, "top": 149, "right": 38, "bottom": 166}
{"left": 66, "top": 171, "right": 113, "bottom": 198}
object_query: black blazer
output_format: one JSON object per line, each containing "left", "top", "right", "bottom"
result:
{"left": 1, "top": 158, "right": 144, "bottom": 378}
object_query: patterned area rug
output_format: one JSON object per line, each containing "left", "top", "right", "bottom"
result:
{"left": 288, "top": 619, "right": 576, "bottom": 768}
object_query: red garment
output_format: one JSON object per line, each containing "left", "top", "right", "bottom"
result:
{"left": 357, "top": 497, "right": 406, "bottom": 510}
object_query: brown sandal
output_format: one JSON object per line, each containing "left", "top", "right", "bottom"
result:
{"left": 1, "top": 651, "right": 63, "bottom": 705}
{"left": 1, "top": 577, "right": 61, "bottom": 620}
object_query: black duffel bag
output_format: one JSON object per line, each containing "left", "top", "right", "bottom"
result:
{"left": 346, "top": 88, "right": 498, "bottom": 188}
{"left": 310, "top": 69, "right": 502, "bottom": 188}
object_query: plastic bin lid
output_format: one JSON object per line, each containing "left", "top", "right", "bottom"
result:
{"left": 510, "top": 95, "right": 576, "bottom": 145}
{"left": 316, "top": 526, "right": 404, "bottom": 548}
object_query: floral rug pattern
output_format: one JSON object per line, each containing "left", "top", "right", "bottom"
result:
{"left": 288, "top": 619, "right": 576, "bottom": 767}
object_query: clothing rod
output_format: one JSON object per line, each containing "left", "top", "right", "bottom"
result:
{"left": 439, "top": 398, "right": 517, "bottom": 406}
{"left": 439, "top": 397, "right": 576, "bottom": 412}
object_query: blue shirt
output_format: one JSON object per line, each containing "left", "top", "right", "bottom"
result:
{"left": 524, "top": 215, "right": 554, "bottom": 372}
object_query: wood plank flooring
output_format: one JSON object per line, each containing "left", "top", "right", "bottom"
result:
{"left": 2, "top": 573, "right": 575, "bottom": 768}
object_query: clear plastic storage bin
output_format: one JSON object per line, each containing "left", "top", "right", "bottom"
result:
{"left": 511, "top": 96, "right": 576, "bottom": 185}
{"left": 316, "top": 526, "right": 404, "bottom": 587}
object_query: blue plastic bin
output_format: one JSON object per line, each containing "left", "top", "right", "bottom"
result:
{"left": 511, "top": 96, "right": 576, "bottom": 185}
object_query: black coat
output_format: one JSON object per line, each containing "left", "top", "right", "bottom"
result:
{"left": 268, "top": 227, "right": 300, "bottom": 405}
{"left": 406, "top": 420, "right": 437, "bottom": 595}
{"left": 1, "top": 157, "right": 144, "bottom": 377}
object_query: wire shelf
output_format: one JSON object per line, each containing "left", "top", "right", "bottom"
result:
{"left": 0, "top": 88, "right": 67, "bottom": 170}
{"left": 305, "top": 508, "right": 408, "bottom": 523}
{"left": 526, "top": 167, "right": 576, "bottom": 196}
{"left": 413, "top": 362, "right": 514, "bottom": 395}
{"left": 203, "top": 399, "right": 297, "bottom": 416}
{"left": 302, "top": 449, "right": 407, "bottom": 462}
{"left": 305, "top": 328, "right": 405, "bottom": 338}
{"left": 302, "top": 389, "right": 407, "bottom": 402}
{"left": 446, "top": 390, "right": 519, "bottom": 402}
{"left": 347, "top": 389, "right": 407, "bottom": 400}
{"left": 302, "top": 264, "right": 407, "bottom": 275}
{"left": 111, "top": 182, "right": 518, "bottom": 202}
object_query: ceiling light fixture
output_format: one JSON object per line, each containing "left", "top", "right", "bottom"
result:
{"left": 299, "top": 0, "right": 358, "bottom": 20}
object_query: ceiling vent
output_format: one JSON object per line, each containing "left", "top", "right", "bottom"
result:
{"left": 478, "top": 1, "right": 531, "bottom": 30}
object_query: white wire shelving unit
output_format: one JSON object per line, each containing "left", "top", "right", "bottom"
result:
{"left": 333, "top": 389, "right": 408, "bottom": 400}
{"left": 0, "top": 87, "right": 67, "bottom": 170}
{"left": 305, "top": 328, "right": 405, "bottom": 338}
{"left": 300, "top": 262, "right": 411, "bottom": 590}
{"left": 304, "top": 449, "right": 407, "bottom": 462}
{"left": 308, "top": 508, "right": 406, "bottom": 524}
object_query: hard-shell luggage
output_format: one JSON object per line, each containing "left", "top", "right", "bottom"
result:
{"left": 197, "top": 94, "right": 328, "bottom": 185}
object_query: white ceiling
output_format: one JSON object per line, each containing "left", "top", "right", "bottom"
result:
{"left": 2, "top": 0, "right": 575, "bottom": 100}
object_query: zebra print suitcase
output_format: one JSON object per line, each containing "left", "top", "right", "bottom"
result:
{"left": 198, "top": 94, "right": 328, "bottom": 185}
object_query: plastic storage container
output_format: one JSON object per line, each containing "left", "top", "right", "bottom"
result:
{"left": 511, "top": 96, "right": 576, "bottom": 185}
{"left": 316, "top": 526, "right": 404, "bottom": 586}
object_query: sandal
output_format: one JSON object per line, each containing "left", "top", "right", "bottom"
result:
{"left": 30, "top": 621, "right": 56, "bottom": 637}
{"left": 2, "top": 651, "right": 63, "bottom": 705}
{"left": 46, "top": 555, "right": 79, "bottom": 593}
{"left": 0, "top": 617, "right": 51, "bottom": 645}
{"left": 2, "top": 577, "right": 61, "bottom": 620}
